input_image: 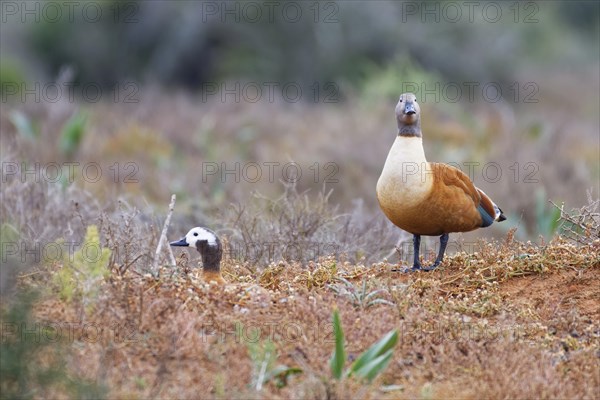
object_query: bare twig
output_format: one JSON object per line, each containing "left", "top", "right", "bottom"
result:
{"left": 550, "top": 190, "right": 599, "bottom": 245}
{"left": 119, "top": 253, "right": 147, "bottom": 275}
{"left": 152, "top": 194, "right": 177, "bottom": 275}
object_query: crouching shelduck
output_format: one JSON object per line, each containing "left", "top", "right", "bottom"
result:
{"left": 376, "top": 93, "right": 506, "bottom": 272}
{"left": 170, "top": 227, "right": 226, "bottom": 284}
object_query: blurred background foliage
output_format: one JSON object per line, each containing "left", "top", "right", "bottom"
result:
{"left": 1, "top": 1, "right": 598, "bottom": 93}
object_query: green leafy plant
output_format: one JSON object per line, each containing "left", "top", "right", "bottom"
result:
{"left": 0, "top": 290, "right": 106, "bottom": 399}
{"left": 239, "top": 323, "right": 302, "bottom": 390}
{"left": 330, "top": 309, "right": 398, "bottom": 383}
{"left": 328, "top": 277, "right": 395, "bottom": 309}
{"left": 53, "top": 225, "right": 111, "bottom": 311}
{"left": 59, "top": 111, "right": 87, "bottom": 158}
{"left": 0, "top": 59, "right": 26, "bottom": 96}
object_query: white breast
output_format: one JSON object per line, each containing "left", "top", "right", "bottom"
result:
{"left": 376, "top": 136, "right": 433, "bottom": 207}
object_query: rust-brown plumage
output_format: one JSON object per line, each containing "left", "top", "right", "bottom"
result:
{"left": 377, "top": 93, "right": 506, "bottom": 271}
{"left": 201, "top": 270, "right": 226, "bottom": 285}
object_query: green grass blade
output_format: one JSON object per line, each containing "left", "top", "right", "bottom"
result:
{"left": 329, "top": 309, "right": 346, "bottom": 379}
{"left": 366, "top": 298, "right": 396, "bottom": 308}
{"left": 349, "top": 329, "right": 398, "bottom": 376}
{"left": 59, "top": 112, "right": 87, "bottom": 157}
{"left": 364, "top": 289, "right": 390, "bottom": 301}
{"left": 352, "top": 350, "right": 394, "bottom": 383}
{"left": 335, "top": 276, "right": 353, "bottom": 287}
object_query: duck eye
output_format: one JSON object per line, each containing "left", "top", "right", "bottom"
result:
{"left": 399, "top": 99, "right": 403, "bottom": 102}
{"left": 193, "top": 232, "right": 198, "bottom": 236}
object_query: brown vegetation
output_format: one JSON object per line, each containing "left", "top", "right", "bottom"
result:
{"left": 5, "top": 224, "right": 597, "bottom": 399}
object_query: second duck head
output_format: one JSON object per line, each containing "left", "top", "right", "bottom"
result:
{"left": 170, "top": 227, "right": 222, "bottom": 272}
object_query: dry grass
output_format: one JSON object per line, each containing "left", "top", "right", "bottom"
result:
{"left": 553, "top": 189, "right": 600, "bottom": 246}
{"left": 4, "top": 228, "right": 598, "bottom": 399}
{"left": 222, "top": 182, "right": 405, "bottom": 266}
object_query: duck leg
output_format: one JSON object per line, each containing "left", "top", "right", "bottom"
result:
{"left": 399, "top": 233, "right": 449, "bottom": 272}
{"left": 421, "top": 233, "right": 449, "bottom": 271}
{"left": 397, "top": 235, "right": 423, "bottom": 272}
{"left": 410, "top": 234, "right": 422, "bottom": 271}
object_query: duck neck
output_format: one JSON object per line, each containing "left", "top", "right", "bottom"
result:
{"left": 397, "top": 120, "right": 422, "bottom": 138}
{"left": 201, "top": 254, "right": 221, "bottom": 272}
{"left": 196, "top": 241, "right": 222, "bottom": 272}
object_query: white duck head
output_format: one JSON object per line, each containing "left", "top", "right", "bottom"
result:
{"left": 170, "top": 227, "right": 222, "bottom": 271}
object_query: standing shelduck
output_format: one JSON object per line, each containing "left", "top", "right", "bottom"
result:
{"left": 170, "top": 227, "right": 226, "bottom": 284}
{"left": 376, "top": 93, "right": 506, "bottom": 271}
